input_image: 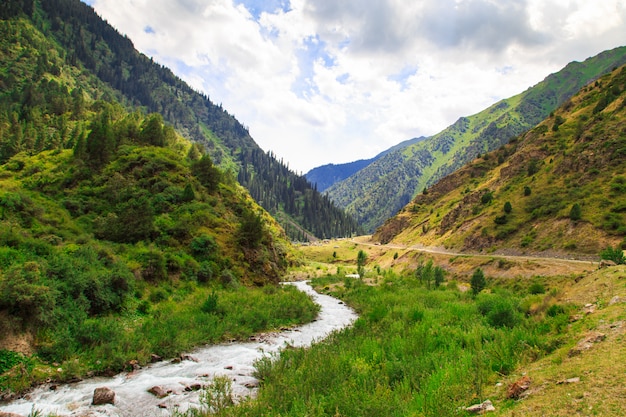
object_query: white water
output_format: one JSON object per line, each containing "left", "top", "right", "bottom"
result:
{"left": 1, "top": 281, "right": 357, "bottom": 417}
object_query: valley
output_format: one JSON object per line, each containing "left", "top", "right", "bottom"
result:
{"left": 0, "top": 1, "right": 625, "bottom": 416}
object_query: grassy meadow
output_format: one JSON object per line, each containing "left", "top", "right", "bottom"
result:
{"left": 194, "top": 240, "right": 626, "bottom": 417}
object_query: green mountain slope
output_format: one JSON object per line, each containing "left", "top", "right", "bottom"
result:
{"left": 305, "top": 136, "right": 427, "bottom": 192}
{"left": 0, "top": 8, "right": 325, "bottom": 392}
{"left": 327, "top": 46, "right": 626, "bottom": 233}
{"left": 4, "top": 0, "right": 361, "bottom": 241}
{"left": 374, "top": 64, "right": 626, "bottom": 256}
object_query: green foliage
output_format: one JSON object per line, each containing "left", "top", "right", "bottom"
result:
{"left": 470, "top": 268, "right": 487, "bottom": 295}
{"left": 524, "top": 186, "right": 532, "bottom": 196}
{"left": 477, "top": 293, "right": 521, "bottom": 328}
{"left": 481, "top": 191, "right": 493, "bottom": 204}
{"left": 192, "top": 155, "right": 221, "bottom": 193}
{"left": 434, "top": 266, "right": 444, "bottom": 288}
{"left": 201, "top": 290, "right": 219, "bottom": 314}
{"left": 0, "top": 349, "right": 26, "bottom": 374}
{"left": 199, "top": 375, "right": 234, "bottom": 414}
{"left": 231, "top": 275, "right": 566, "bottom": 417}
{"left": 528, "top": 282, "right": 546, "bottom": 295}
{"left": 527, "top": 158, "right": 541, "bottom": 176}
{"left": 503, "top": 201, "right": 512, "bottom": 214}
{"left": 238, "top": 209, "right": 265, "bottom": 249}
{"left": 356, "top": 250, "right": 367, "bottom": 278}
{"left": 494, "top": 215, "right": 508, "bottom": 225}
{"left": 600, "top": 245, "right": 625, "bottom": 264}
{"left": 0, "top": 261, "right": 56, "bottom": 326}
{"left": 569, "top": 203, "right": 582, "bottom": 221}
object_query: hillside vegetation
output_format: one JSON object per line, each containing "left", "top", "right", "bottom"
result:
{"left": 328, "top": 46, "right": 626, "bottom": 233}
{"left": 0, "top": 9, "right": 321, "bottom": 396}
{"left": 374, "top": 64, "right": 626, "bottom": 257}
{"left": 1, "top": 0, "right": 361, "bottom": 241}
{"left": 305, "top": 137, "right": 427, "bottom": 192}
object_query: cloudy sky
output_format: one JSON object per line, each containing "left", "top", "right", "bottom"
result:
{"left": 83, "top": 0, "right": 626, "bottom": 173}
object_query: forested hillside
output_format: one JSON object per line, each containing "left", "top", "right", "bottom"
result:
{"left": 327, "top": 46, "right": 626, "bottom": 233}
{"left": 374, "top": 64, "right": 626, "bottom": 257}
{"left": 0, "top": 5, "right": 325, "bottom": 393}
{"left": 305, "top": 136, "right": 427, "bottom": 192}
{"left": 2, "top": 0, "right": 361, "bottom": 241}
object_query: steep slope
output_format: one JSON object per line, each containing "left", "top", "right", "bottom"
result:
{"left": 328, "top": 46, "right": 626, "bottom": 232}
{"left": 7, "top": 0, "right": 361, "bottom": 240}
{"left": 0, "top": 10, "right": 325, "bottom": 393}
{"left": 374, "top": 65, "right": 626, "bottom": 257}
{"left": 305, "top": 136, "right": 427, "bottom": 192}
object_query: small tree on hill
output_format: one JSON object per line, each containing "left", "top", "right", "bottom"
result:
{"left": 434, "top": 266, "right": 445, "bottom": 288}
{"left": 357, "top": 250, "right": 367, "bottom": 278}
{"left": 471, "top": 268, "right": 487, "bottom": 295}
{"left": 504, "top": 201, "right": 512, "bottom": 214}
{"left": 569, "top": 203, "right": 582, "bottom": 221}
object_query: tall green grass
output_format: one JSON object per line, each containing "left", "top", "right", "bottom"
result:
{"left": 221, "top": 275, "right": 568, "bottom": 417}
{"left": 0, "top": 284, "right": 319, "bottom": 393}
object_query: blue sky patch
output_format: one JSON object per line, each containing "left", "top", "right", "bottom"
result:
{"left": 233, "top": 0, "right": 291, "bottom": 20}
{"left": 388, "top": 66, "right": 417, "bottom": 91}
{"left": 336, "top": 73, "right": 350, "bottom": 85}
{"left": 144, "top": 26, "right": 155, "bottom": 34}
{"left": 290, "top": 35, "right": 335, "bottom": 99}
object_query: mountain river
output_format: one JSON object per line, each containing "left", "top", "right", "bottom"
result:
{"left": 1, "top": 281, "right": 357, "bottom": 417}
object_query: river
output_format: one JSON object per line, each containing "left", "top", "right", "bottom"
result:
{"left": 1, "top": 281, "right": 357, "bottom": 417}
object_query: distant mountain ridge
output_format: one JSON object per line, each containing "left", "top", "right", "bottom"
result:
{"left": 326, "top": 46, "right": 626, "bottom": 233}
{"left": 305, "top": 137, "right": 427, "bottom": 192}
{"left": 373, "top": 63, "right": 626, "bottom": 256}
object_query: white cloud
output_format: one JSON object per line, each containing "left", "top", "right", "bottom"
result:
{"left": 87, "top": 0, "right": 626, "bottom": 172}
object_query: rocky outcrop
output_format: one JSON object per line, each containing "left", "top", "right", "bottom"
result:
{"left": 568, "top": 331, "right": 606, "bottom": 357}
{"left": 465, "top": 399, "right": 495, "bottom": 413}
{"left": 506, "top": 376, "right": 531, "bottom": 399}
{"left": 92, "top": 387, "right": 115, "bottom": 405}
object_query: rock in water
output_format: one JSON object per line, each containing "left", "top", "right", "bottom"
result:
{"left": 148, "top": 386, "right": 170, "bottom": 398}
{"left": 92, "top": 387, "right": 115, "bottom": 405}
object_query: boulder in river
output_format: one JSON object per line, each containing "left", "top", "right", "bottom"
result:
{"left": 148, "top": 386, "right": 170, "bottom": 398}
{"left": 92, "top": 387, "right": 115, "bottom": 405}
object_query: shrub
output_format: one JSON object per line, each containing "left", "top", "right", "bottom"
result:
{"left": 528, "top": 282, "right": 545, "bottom": 295}
{"left": 0, "top": 262, "right": 55, "bottom": 326}
{"left": 138, "top": 250, "right": 167, "bottom": 282}
{"left": 0, "top": 349, "right": 26, "bottom": 374}
{"left": 600, "top": 245, "right": 625, "bottom": 264}
{"left": 546, "top": 304, "right": 566, "bottom": 317}
{"left": 201, "top": 291, "right": 219, "bottom": 314}
{"left": 149, "top": 288, "right": 169, "bottom": 302}
{"left": 527, "top": 159, "right": 541, "bottom": 176}
{"left": 569, "top": 203, "right": 582, "bottom": 221}
{"left": 470, "top": 268, "right": 486, "bottom": 295}
{"left": 197, "top": 261, "right": 215, "bottom": 283}
{"left": 477, "top": 294, "right": 521, "bottom": 328}
{"left": 494, "top": 215, "right": 507, "bottom": 225}
{"left": 190, "top": 234, "right": 218, "bottom": 261}
{"left": 503, "top": 201, "right": 512, "bottom": 214}
{"left": 524, "top": 186, "right": 531, "bottom": 196}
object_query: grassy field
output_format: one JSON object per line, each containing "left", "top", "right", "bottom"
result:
{"left": 199, "top": 239, "right": 626, "bottom": 417}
